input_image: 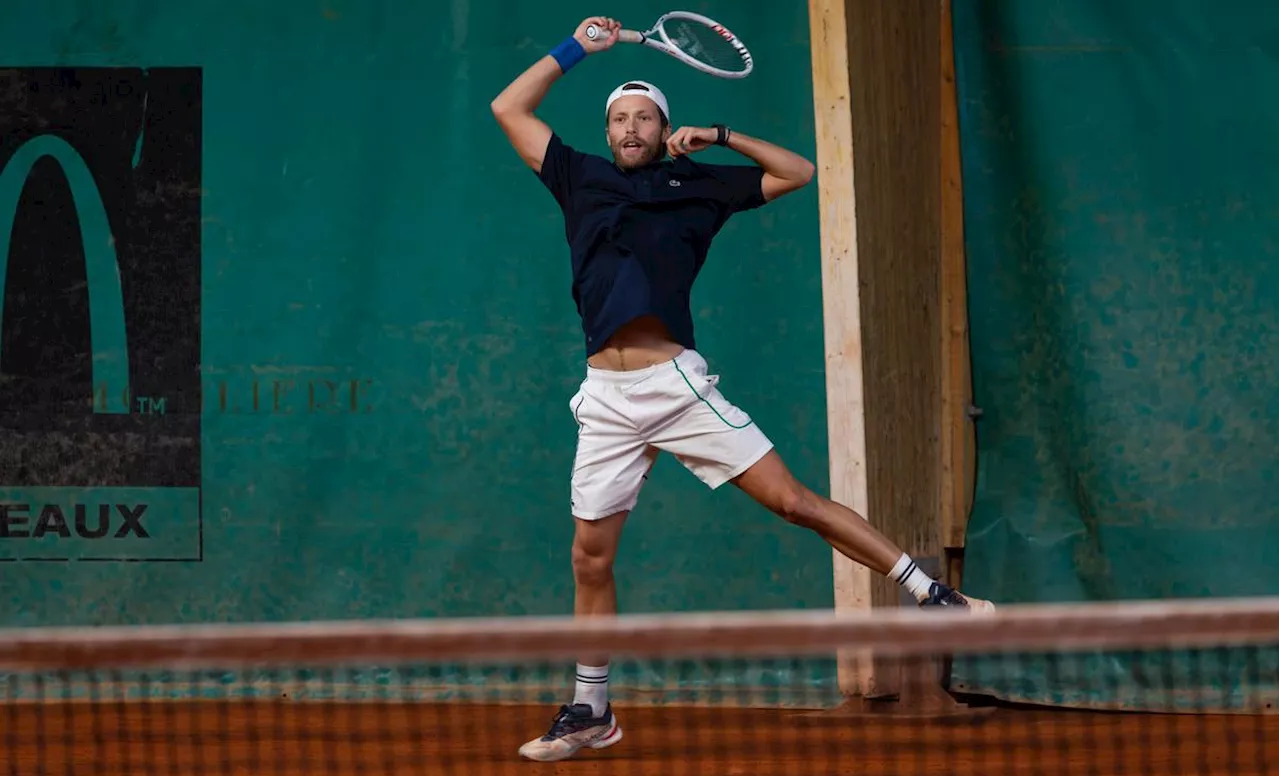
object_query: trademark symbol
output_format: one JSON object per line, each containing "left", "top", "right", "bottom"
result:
{"left": 135, "top": 396, "right": 167, "bottom": 415}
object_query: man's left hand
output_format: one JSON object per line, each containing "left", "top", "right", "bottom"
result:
{"left": 666, "top": 126, "right": 719, "bottom": 157}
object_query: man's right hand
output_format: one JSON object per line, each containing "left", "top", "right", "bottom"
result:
{"left": 574, "top": 17, "right": 622, "bottom": 53}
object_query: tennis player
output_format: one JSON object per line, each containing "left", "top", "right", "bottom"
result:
{"left": 491, "top": 16, "right": 996, "bottom": 763}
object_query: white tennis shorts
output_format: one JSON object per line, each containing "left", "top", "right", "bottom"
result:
{"left": 568, "top": 349, "right": 775, "bottom": 520}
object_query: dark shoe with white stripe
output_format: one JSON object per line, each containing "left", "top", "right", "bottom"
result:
{"left": 920, "top": 582, "right": 995, "bottom": 612}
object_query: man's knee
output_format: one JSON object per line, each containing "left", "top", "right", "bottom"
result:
{"left": 732, "top": 450, "right": 824, "bottom": 529}
{"left": 773, "top": 485, "right": 824, "bottom": 530}
{"left": 571, "top": 516, "right": 623, "bottom": 587}
{"left": 572, "top": 539, "right": 614, "bottom": 587}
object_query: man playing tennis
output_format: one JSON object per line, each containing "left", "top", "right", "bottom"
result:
{"left": 491, "top": 15, "right": 996, "bottom": 764}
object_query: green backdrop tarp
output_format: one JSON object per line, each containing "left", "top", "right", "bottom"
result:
{"left": 950, "top": 0, "right": 1278, "bottom": 710}
{"left": 0, "top": 1, "right": 832, "bottom": 634}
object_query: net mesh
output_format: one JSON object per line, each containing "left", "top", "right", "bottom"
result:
{"left": 0, "top": 597, "right": 1275, "bottom": 775}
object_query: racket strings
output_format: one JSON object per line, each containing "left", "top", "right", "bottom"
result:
{"left": 661, "top": 20, "right": 746, "bottom": 72}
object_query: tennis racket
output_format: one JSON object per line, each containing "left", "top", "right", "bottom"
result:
{"left": 586, "top": 11, "right": 753, "bottom": 79}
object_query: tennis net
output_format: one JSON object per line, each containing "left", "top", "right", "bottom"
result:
{"left": 0, "top": 596, "right": 1275, "bottom": 775}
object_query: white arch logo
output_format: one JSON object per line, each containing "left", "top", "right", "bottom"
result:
{"left": 0, "top": 135, "right": 130, "bottom": 414}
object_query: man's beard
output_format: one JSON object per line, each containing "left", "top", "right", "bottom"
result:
{"left": 612, "top": 137, "right": 663, "bottom": 168}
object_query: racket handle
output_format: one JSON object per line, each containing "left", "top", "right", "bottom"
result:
{"left": 585, "top": 25, "right": 643, "bottom": 43}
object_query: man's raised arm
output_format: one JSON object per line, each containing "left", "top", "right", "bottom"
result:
{"left": 490, "top": 16, "right": 620, "bottom": 174}
{"left": 724, "top": 132, "right": 815, "bottom": 202}
{"left": 666, "top": 125, "right": 816, "bottom": 203}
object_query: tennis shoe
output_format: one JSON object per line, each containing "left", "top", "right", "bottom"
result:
{"left": 517, "top": 702, "right": 622, "bottom": 762}
{"left": 920, "top": 582, "right": 995, "bottom": 613}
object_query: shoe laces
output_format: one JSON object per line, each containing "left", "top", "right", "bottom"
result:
{"left": 542, "top": 704, "right": 592, "bottom": 739}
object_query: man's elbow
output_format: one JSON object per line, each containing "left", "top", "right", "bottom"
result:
{"left": 490, "top": 93, "right": 526, "bottom": 122}
{"left": 491, "top": 100, "right": 538, "bottom": 135}
{"left": 797, "top": 159, "right": 816, "bottom": 187}
{"left": 490, "top": 97, "right": 509, "bottom": 121}
{"left": 776, "top": 161, "right": 816, "bottom": 198}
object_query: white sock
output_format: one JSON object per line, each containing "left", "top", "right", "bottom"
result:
{"left": 888, "top": 553, "right": 936, "bottom": 603}
{"left": 573, "top": 663, "right": 609, "bottom": 717}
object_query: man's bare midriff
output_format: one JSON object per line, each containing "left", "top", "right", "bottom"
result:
{"left": 587, "top": 315, "right": 685, "bottom": 372}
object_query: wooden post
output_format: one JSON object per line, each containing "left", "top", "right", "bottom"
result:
{"left": 810, "top": 0, "right": 973, "bottom": 707}
{"left": 841, "top": 0, "right": 945, "bottom": 596}
{"left": 808, "top": 0, "right": 876, "bottom": 699}
{"left": 939, "top": 0, "right": 977, "bottom": 579}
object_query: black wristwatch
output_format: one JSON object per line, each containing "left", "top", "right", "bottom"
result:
{"left": 711, "top": 124, "right": 731, "bottom": 146}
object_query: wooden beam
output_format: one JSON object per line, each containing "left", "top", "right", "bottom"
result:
{"left": 938, "top": 0, "right": 976, "bottom": 558}
{"left": 840, "top": 0, "right": 943, "bottom": 700}
{"left": 807, "top": 0, "right": 875, "bottom": 698}
{"left": 810, "top": 0, "right": 965, "bottom": 701}
{"left": 843, "top": 0, "right": 943, "bottom": 572}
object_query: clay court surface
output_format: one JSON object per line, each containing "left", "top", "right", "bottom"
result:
{"left": 2, "top": 701, "right": 1274, "bottom": 775}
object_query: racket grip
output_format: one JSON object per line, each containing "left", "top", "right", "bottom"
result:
{"left": 585, "top": 25, "right": 643, "bottom": 43}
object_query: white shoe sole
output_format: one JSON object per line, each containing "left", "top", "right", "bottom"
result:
{"left": 969, "top": 598, "right": 996, "bottom": 614}
{"left": 518, "top": 722, "right": 623, "bottom": 763}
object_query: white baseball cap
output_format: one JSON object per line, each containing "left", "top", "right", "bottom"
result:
{"left": 606, "top": 80, "right": 670, "bottom": 123}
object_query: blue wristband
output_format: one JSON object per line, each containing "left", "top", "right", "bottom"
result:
{"left": 549, "top": 36, "right": 586, "bottom": 73}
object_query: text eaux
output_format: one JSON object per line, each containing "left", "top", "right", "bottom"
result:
{"left": 0, "top": 503, "right": 149, "bottom": 539}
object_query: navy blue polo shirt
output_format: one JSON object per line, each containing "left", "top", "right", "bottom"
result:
{"left": 536, "top": 132, "right": 767, "bottom": 356}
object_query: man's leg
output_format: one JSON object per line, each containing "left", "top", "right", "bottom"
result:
{"left": 643, "top": 350, "right": 993, "bottom": 610}
{"left": 729, "top": 449, "right": 991, "bottom": 608}
{"left": 569, "top": 511, "right": 629, "bottom": 709}
{"left": 519, "top": 377, "right": 652, "bottom": 763}
{"left": 518, "top": 511, "right": 637, "bottom": 763}
{"left": 731, "top": 449, "right": 899, "bottom": 573}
